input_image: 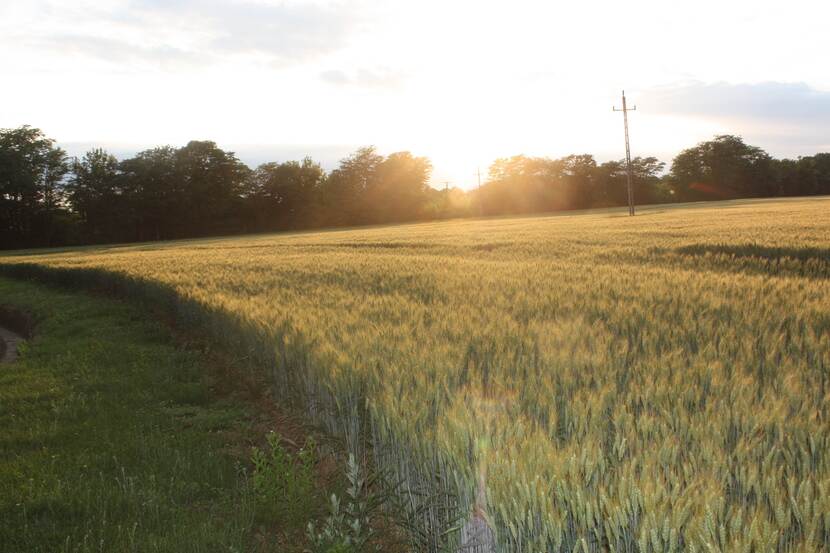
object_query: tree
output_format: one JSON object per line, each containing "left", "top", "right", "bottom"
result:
{"left": 5, "top": 125, "right": 828, "bottom": 249}
{"left": 669, "top": 135, "right": 773, "bottom": 200}
{"left": 119, "top": 146, "right": 181, "bottom": 241}
{"left": 321, "top": 147, "right": 434, "bottom": 226}
{"left": 0, "top": 126, "right": 69, "bottom": 248}
{"left": 322, "top": 147, "right": 384, "bottom": 226}
{"left": 812, "top": 153, "right": 830, "bottom": 195}
{"left": 773, "top": 154, "right": 830, "bottom": 197}
{"left": 481, "top": 155, "right": 551, "bottom": 214}
{"left": 558, "top": 154, "right": 597, "bottom": 210}
{"left": 67, "top": 148, "right": 124, "bottom": 242}
{"left": 247, "top": 157, "right": 326, "bottom": 231}
{"left": 118, "top": 141, "right": 250, "bottom": 241}
{"left": 596, "top": 157, "right": 667, "bottom": 206}
{"left": 174, "top": 141, "right": 250, "bottom": 236}
{"left": 424, "top": 186, "right": 472, "bottom": 220}
{"left": 368, "top": 151, "right": 433, "bottom": 223}
{"left": 479, "top": 154, "right": 599, "bottom": 214}
{"left": 630, "top": 157, "right": 669, "bottom": 204}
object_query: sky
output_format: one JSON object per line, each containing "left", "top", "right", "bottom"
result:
{"left": 2, "top": 0, "right": 829, "bottom": 189}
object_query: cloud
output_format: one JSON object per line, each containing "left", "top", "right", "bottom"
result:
{"left": 40, "top": 34, "right": 207, "bottom": 69}
{"left": 642, "top": 81, "right": 830, "bottom": 124}
{"left": 200, "top": 1, "right": 356, "bottom": 61}
{"left": 13, "top": 0, "right": 358, "bottom": 70}
{"left": 641, "top": 82, "right": 830, "bottom": 155}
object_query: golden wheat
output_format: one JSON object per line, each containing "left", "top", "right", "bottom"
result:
{"left": 4, "top": 198, "right": 829, "bottom": 552}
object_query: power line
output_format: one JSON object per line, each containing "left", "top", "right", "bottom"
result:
{"left": 613, "top": 90, "right": 637, "bottom": 216}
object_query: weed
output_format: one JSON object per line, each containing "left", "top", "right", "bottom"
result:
{"left": 306, "top": 455, "right": 381, "bottom": 553}
{"left": 252, "top": 432, "right": 318, "bottom": 532}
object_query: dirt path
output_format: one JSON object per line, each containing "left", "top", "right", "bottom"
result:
{"left": 0, "top": 324, "right": 23, "bottom": 363}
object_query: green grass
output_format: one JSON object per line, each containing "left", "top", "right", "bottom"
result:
{"left": 0, "top": 278, "right": 262, "bottom": 552}
{"left": 2, "top": 197, "right": 830, "bottom": 552}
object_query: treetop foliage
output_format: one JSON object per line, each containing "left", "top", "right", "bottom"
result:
{"left": 1, "top": 127, "right": 828, "bottom": 249}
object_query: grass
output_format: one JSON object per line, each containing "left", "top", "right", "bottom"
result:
{"left": 0, "top": 277, "right": 339, "bottom": 553}
{"left": 2, "top": 197, "right": 830, "bottom": 552}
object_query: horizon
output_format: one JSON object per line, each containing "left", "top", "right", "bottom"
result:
{"left": 2, "top": 0, "right": 830, "bottom": 189}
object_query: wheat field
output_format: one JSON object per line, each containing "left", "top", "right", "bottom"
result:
{"left": 3, "top": 198, "right": 829, "bottom": 552}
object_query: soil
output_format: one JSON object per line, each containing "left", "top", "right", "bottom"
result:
{"left": 0, "top": 306, "right": 33, "bottom": 364}
{"left": 0, "top": 324, "right": 24, "bottom": 364}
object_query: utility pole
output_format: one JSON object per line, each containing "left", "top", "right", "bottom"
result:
{"left": 613, "top": 90, "right": 637, "bottom": 216}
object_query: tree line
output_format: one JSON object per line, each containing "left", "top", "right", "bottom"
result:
{"left": 2, "top": 126, "right": 829, "bottom": 249}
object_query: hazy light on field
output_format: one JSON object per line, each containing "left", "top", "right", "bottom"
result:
{"left": 1, "top": 0, "right": 829, "bottom": 188}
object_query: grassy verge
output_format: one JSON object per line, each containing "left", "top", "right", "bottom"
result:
{"left": 0, "top": 277, "right": 330, "bottom": 552}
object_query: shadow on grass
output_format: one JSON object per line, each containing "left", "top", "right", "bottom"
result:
{"left": 670, "top": 243, "right": 830, "bottom": 279}
{"left": 0, "top": 305, "right": 36, "bottom": 338}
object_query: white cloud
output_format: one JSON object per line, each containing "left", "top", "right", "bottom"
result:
{"left": 2, "top": 0, "right": 358, "bottom": 70}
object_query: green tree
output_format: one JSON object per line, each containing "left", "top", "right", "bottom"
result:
{"left": 174, "top": 141, "right": 250, "bottom": 236}
{"left": 118, "top": 142, "right": 250, "bottom": 241}
{"left": 773, "top": 154, "right": 830, "bottom": 197}
{"left": 596, "top": 157, "right": 667, "bottom": 207}
{"left": 119, "top": 146, "right": 180, "bottom": 241}
{"left": 247, "top": 157, "right": 325, "bottom": 230}
{"left": 322, "top": 147, "right": 384, "bottom": 226}
{"left": 669, "top": 135, "right": 773, "bottom": 200}
{"left": 68, "top": 148, "right": 124, "bottom": 242}
{"left": 0, "top": 125, "right": 69, "bottom": 248}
